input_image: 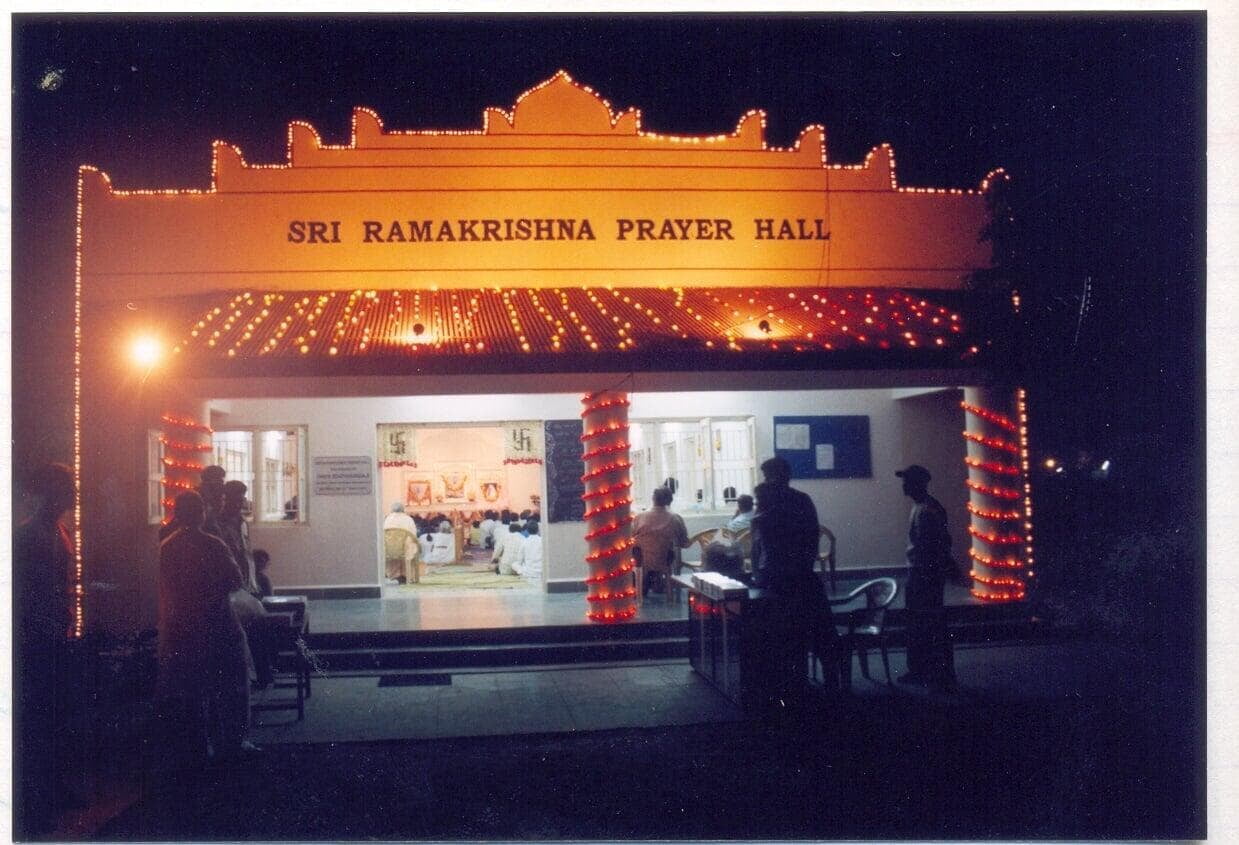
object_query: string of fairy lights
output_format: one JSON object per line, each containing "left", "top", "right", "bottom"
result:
{"left": 71, "top": 71, "right": 1012, "bottom": 634}
{"left": 169, "top": 287, "right": 969, "bottom": 359}
{"left": 961, "top": 396, "right": 1034, "bottom": 602}
{"left": 159, "top": 413, "right": 214, "bottom": 524}
{"left": 579, "top": 391, "right": 637, "bottom": 622}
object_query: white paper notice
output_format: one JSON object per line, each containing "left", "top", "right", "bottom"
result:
{"left": 775, "top": 423, "right": 811, "bottom": 450}
{"left": 815, "top": 443, "right": 836, "bottom": 471}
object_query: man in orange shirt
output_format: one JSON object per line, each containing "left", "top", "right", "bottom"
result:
{"left": 632, "top": 486, "right": 691, "bottom": 597}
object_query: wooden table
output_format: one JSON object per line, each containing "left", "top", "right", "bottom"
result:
{"left": 255, "top": 595, "right": 311, "bottom": 720}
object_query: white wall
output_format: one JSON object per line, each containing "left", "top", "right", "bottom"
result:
{"left": 213, "top": 387, "right": 967, "bottom": 590}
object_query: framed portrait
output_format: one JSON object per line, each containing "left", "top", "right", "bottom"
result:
{"left": 477, "top": 468, "right": 504, "bottom": 505}
{"left": 403, "top": 471, "right": 433, "bottom": 509}
{"left": 434, "top": 462, "right": 475, "bottom": 504}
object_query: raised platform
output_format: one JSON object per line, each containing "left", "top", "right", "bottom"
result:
{"left": 294, "top": 577, "right": 1036, "bottom": 673}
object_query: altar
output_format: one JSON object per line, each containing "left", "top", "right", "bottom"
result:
{"left": 377, "top": 423, "right": 545, "bottom": 524}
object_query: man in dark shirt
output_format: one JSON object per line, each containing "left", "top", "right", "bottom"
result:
{"left": 750, "top": 457, "right": 840, "bottom": 706}
{"left": 897, "top": 464, "right": 957, "bottom": 690}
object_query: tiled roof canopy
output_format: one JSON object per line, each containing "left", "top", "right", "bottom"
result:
{"left": 168, "top": 285, "right": 976, "bottom": 373}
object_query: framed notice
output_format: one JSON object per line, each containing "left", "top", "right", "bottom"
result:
{"left": 772, "top": 416, "right": 871, "bottom": 479}
{"left": 311, "top": 455, "right": 374, "bottom": 495}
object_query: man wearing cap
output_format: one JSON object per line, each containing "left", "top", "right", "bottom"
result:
{"left": 896, "top": 464, "right": 957, "bottom": 690}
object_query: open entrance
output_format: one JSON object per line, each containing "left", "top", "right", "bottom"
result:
{"left": 376, "top": 423, "right": 546, "bottom": 596}
{"left": 183, "top": 381, "right": 1001, "bottom": 626}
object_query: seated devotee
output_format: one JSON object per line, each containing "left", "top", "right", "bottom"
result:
{"left": 468, "top": 521, "right": 484, "bottom": 548}
{"left": 516, "top": 521, "right": 544, "bottom": 582}
{"left": 492, "top": 519, "right": 526, "bottom": 576}
{"left": 384, "top": 502, "right": 421, "bottom": 584}
{"left": 726, "top": 494, "right": 756, "bottom": 534}
{"left": 425, "top": 522, "right": 457, "bottom": 565}
{"left": 632, "top": 487, "right": 692, "bottom": 597}
{"left": 702, "top": 538, "right": 746, "bottom": 579}
{"left": 479, "top": 511, "right": 498, "bottom": 548}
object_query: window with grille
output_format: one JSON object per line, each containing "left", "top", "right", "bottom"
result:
{"left": 629, "top": 418, "right": 755, "bottom": 513}
{"left": 147, "top": 430, "right": 165, "bottom": 524}
{"left": 211, "top": 427, "right": 307, "bottom": 522}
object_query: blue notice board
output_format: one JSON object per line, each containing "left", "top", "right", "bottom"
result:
{"left": 772, "top": 416, "right": 872, "bottom": 479}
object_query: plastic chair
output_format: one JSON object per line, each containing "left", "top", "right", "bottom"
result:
{"left": 817, "top": 526, "right": 838, "bottom": 591}
{"left": 686, "top": 529, "right": 722, "bottom": 572}
{"left": 632, "top": 542, "right": 676, "bottom": 602}
{"left": 724, "top": 528, "right": 754, "bottom": 571}
{"left": 384, "top": 528, "right": 420, "bottom": 584}
{"left": 826, "top": 577, "right": 899, "bottom": 687}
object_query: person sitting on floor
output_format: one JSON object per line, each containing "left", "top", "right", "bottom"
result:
{"left": 468, "top": 520, "right": 484, "bottom": 548}
{"left": 425, "top": 521, "right": 457, "bottom": 565}
{"left": 516, "top": 520, "right": 544, "bottom": 581}
{"left": 492, "top": 517, "right": 526, "bottom": 576}
{"left": 479, "top": 511, "right": 498, "bottom": 548}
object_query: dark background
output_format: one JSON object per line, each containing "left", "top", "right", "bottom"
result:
{"left": 11, "top": 13, "right": 1204, "bottom": 511}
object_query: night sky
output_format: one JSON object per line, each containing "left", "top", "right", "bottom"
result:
{"left": 11, "top": 14, "right": 1205, "bottom": 485}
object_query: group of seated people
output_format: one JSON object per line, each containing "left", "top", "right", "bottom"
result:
{"left": 631, "top": 490, "right": 757, "bottom": 596}
{"left": 487, "top": 513, "right": 544, "bottom": 579}
{"left": 383, "top": 504, "right": 544, "bottom": 583}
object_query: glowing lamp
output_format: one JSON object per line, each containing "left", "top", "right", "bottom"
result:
{"left": 129, "top": 335, "right": 163, "bottom": 368}
{"left": 1043, "top": 457, "right": 1057, "bottom": 469}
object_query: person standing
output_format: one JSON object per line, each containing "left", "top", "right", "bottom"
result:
{"left": 220, "top": 480, "right": 259, "bottom": 593}
{"left": 156, "top": 491, "right": 256, "bottom": 759}
{"left": 13, "top": 463, "right": 77, "bottom": 836}
{"left": 896, "top": 464, "right": 957, "bottom": 691}
{"left": 749, "top": 457, "right": 840, "bottom": 706}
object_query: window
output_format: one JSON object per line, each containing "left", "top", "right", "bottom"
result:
{"left": 147, "top": 430, "right": 165, "bottom": 524}
{"left": 211, "top": 427, "right": 307, "bottom": 522}
{"left": 629, "top": 418, "right": 755, "bottom": 513}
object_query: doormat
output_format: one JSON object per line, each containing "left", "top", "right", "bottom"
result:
{"left": 377, "top": 674, "right": 453, "bottom": 687}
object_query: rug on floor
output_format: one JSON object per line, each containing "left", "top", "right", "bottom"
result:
{"left": 395, "top": 567, "right": 533, "bottom": 590}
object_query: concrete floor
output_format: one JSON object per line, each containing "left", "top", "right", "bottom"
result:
{"left": 305, "top": 575, "right": 980, "bottom": 634}
{"left": 251, "top": 661, "right": 742, "bottom": 743}
{"left": 250, "top": 637, "right": 1120, "bottom": 746}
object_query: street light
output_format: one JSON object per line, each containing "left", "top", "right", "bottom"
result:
{"left": 129, "top": 334, "right": 163, "bottom": 368}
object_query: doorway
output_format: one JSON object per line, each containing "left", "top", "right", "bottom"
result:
{"left": 376, "top": 423, "right": 546, "bottom": 595}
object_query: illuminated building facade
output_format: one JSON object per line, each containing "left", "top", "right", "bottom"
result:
{"left": 76, "top": 72, "right": 1031, "bottom": 632}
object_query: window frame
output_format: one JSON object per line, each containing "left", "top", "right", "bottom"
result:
{"left": 629, "top": 416, "right": 756, "bottom": 515}
{"left": 147, "top": 429, "right": 166, "bottom": 525}
{"left": 211, "top": 425, "right": 309, "bottom": 524}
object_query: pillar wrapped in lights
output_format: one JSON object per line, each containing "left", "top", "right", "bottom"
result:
{"left": 961, "top": 387, "right": 1034, "bottom": 602}
{"left": 580, "top": 390, "right": 637, "bottom": 622}
{"left": 159, "top": 408, "right": 214, "bottom": 524}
